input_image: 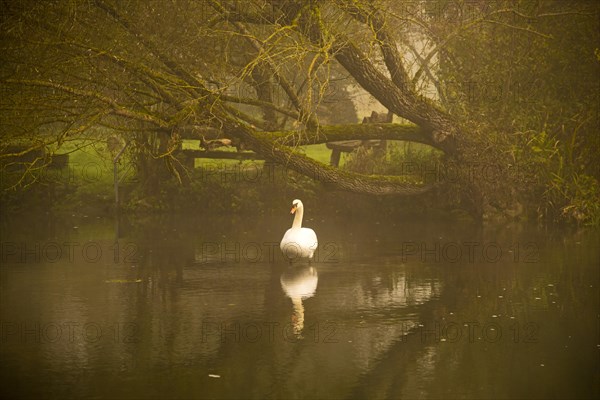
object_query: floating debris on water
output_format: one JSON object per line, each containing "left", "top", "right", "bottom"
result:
{"left": 104, "top": 279, "right": 142, "bottom": 283}
{"left": 208, "top": 374, "right": 221, "bottom": 378}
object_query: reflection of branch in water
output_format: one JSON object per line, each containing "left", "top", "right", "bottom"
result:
{"left": 280, "top": 266, "right": 318, "bottom": 338}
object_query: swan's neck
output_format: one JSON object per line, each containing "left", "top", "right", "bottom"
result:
{"left": 292, "top": 207, "right": 304, "bottom": 229}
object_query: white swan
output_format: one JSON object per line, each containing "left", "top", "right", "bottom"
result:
{"left": 280, "top": 199, "right": 318, "bottom": 261}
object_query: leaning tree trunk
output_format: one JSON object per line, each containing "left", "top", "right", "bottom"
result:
{"left": 132, "top": 130, "right": 174, "bottom": 198}
{"left": 195, "top": 1, "right": 470, "bottom": 198}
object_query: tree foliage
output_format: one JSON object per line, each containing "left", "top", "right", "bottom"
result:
{"left": 1, "top": 0, "right": 598, "bottom": 222}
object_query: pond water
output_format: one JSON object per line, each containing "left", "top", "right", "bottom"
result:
{"left": 1, "top": 212, "right": 598, "bottom": 399}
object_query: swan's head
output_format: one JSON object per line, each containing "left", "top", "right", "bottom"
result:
{"left": 290, "top": 199, "right": 303, "bottom": 214}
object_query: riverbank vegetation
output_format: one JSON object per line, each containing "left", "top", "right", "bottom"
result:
{"left": 1, "top": 0, "right": 598, "bottom": 225}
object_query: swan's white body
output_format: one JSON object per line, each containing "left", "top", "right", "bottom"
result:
{"left": 280, "top": 199, "right": 318, "bottom": 261}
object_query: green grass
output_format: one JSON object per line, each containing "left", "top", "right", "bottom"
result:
{"left": 186, "top": 140, "right": 337, "bottom": 169}
{"left": 59, "top": 141, "right": 116, "bottom": 185}
{"left": 301, "top": 144, "right": 332, "bottom": 164}
{"left": 56, "top": 139, "right": 434, "bottom": 191}
{"left": 58, "top": 140, "right": 434, "bottom": 187}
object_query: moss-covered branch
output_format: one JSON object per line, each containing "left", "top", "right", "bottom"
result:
{"left": 4, "top": 79, "right": 170, "bottom": 128}
{"left": 212, "top": 107, "right": 436, "bottom": 196}
{"left": 256, "top": 123, "right": 438, "bottom": 148}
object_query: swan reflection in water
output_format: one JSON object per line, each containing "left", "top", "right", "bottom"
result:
{"left": 280, "top": 265, "right": 318, "bottom": 336}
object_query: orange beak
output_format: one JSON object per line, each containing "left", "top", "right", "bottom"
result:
{"left": 290, "top": 205, "right": 297, "bottom": 214}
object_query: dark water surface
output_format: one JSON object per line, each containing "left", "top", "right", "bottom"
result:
{"left": 1, "top": 212, "right": 598, "bottom": 399}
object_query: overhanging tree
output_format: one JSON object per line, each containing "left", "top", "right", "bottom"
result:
{"left": 1, "top": 0, "right": 598, "bottom": 219}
